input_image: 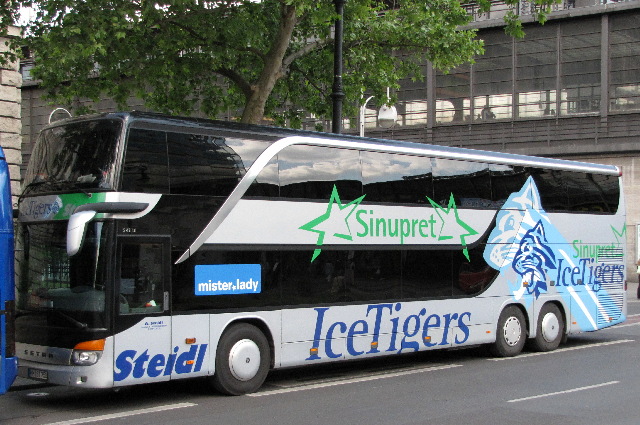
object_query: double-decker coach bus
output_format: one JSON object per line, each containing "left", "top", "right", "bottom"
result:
{"left": 15, "top": 112, "right": 626, "bottom": 395}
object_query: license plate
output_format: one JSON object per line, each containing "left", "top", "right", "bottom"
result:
{"left": 28, "top": 368, "right": 48, "bottom": 381}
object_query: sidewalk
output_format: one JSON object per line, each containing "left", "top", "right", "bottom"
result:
{"left": 627, "top": 280, "right": 638, "bottom": 300}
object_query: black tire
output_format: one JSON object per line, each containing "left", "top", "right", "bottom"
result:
{"left": 529, "top": 303, "right": 564, "bottom": 352}
{"left": 489, "top": 305, "right": 527, "bottom": 357}
{"left": 211, "top": 323, "right": 271, "bottom": 396}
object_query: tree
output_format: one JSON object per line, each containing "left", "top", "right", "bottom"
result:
{"left": 1, "top": 1, "right": 20, "bottom": 63}
{"left": 15, "top": 0, "right": 555, "bottom": 126}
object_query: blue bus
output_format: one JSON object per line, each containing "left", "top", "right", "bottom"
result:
{"left": 0, "top": 145, "right": 16, "bottom": 394}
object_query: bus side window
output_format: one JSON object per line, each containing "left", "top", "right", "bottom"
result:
{"left": 122, "top": 129, "right": 169, "bottom": 193}
{"left": 119, "top": 242, "right": 165, "bottom": 314}
{"left": 167, "top": 132, "right": 244, "bottom": 197}
{"left": 530, "top": 169, "right": 569, "bottom": 212}
{"left": 245, "top": 156, "right": 279, "bottom": 197}
{"left": 566, "top": 172, "right": 618, "bottom": 213}
{"left": 278, "top": 145, "right": 362, "bottom": 201}
{"left": 589, "top": 173, "right": 619, "bottom": 213}
{"left": 490, "top": 165, "right": 528, "bottom": 204}
{"left": 361, "top": 152, "right": 433, "bottom": 204}
{"left": 432, "top": 159, "right": 491, "bottom": 208}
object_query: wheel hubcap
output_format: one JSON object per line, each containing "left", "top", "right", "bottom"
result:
{"left": 503, "top": 316, "right": 522, "bottom": 347}
{"left": 228, "top": 339, "right": 261, "bottom": 381}
{"left": 541, "top": 312, "right": 560, "bottom": 343}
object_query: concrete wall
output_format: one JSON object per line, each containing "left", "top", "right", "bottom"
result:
{"left": 0, "top": 26, "right": 22, "bottom": 208}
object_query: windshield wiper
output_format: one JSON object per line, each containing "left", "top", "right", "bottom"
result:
{"left": 51, "top": 310, "right": 89, "bottom": 329}
{"left": 16, "top": 179, "right": 55, "bottom": 208}
{"left": 17, "top": 177, "right": 94, "bottom": 214}
{"left": 46, "top": 309, "right": 107, "bottom": 332}
{"left": 49, "top": 178, "right": 93, "bottom": 198}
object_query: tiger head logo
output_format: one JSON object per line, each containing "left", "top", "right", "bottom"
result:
{"left": 512, "top": 220, "right": 557, "bottom": 298}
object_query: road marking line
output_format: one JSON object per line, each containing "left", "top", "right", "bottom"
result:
{"left": 507, "top": 381, "right": 619, "bottom": 403}
{"left": 43, "top": 402, "right": 197, "bottom": 425}
{"left": 249, "top": 364, "right": 462, "bottom": 397}
{"left": 489, "top": 339, "right": 634, "bottom": 361}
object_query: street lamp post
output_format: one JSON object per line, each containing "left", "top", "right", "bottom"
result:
{"left": 359, "top": 95, "right": 375, "bottom": 137}
{"left": 331, "top": 0, "right": 346, "bottom": 134}
{"left": 360, "top": 89, "right": 398, "bottom": 137}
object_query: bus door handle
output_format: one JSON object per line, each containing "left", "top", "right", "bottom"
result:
{"left": 163, "top": 291, "right": 169, "bottom": 311}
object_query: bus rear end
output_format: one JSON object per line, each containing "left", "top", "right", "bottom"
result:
{"left": 0, "top": 145, "right": 16, "bottom": 394}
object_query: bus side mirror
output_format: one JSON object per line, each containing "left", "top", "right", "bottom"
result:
{"left": 66, "top": 202, "right": 149, "bottom": 256}
{"left": 67, "top": 210, "right": 97, "bottom": 256}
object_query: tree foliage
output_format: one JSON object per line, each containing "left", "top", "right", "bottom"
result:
{"left": 15, "top": 0, "right": 556, "bottom": 125}
{"left": 1, "top": 1, "right": 20, "bottom": 64}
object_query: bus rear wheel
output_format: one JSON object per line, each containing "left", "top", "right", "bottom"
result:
{"left": 529, "top": 303, "right": 564, "bottom": 352}
{"left": 211, "top": 323, "right": 271, "bottom": 395}
{"left": 489, "top": 306, "right": 526, "bottom": 357}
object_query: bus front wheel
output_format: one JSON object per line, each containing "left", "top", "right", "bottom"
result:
{"left": 489, "top": 306, "right": 526, "bottom": 357}
{"left": 529, "top": 303, "right": 564, "bottom": 352}
{"left": 211, "top": 323, "right": 271, "bottom": 395}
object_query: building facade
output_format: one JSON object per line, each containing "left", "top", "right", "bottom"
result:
{"left": 0, "top": 26, "right": 22, "bottom": 207}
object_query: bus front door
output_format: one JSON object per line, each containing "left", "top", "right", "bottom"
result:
{"left": 113, "top": 237, "right": 171, "bottom": 386}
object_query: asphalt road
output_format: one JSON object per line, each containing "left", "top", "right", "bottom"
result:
{"left": 4, "top": 285, "right": 640, "bottom": 425}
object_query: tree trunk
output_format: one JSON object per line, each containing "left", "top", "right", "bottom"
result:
{"left": 240, "top": 4, "right": 297, "bottom": 124}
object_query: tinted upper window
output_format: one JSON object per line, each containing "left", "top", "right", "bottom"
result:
{"left": 117, "top": 127, "right": 619, "bottom": 216}
{"left": 529, "top": 168, "right": 619, "bottom": 214}
{"left": 244, "top": 145, "right": 619, "bottom": 214}
{"left": 490, "top": 165, "right": 528, "bottom": 204}
{"left": 122, "top": 129, "right": 169, "bottom": 193}
{"left": 279, "top": 145, "right": 362, "bottom": 201}
{"left": 245, "top": 156, "right": 279, "bottom": 197}
{"left": 564, "top": 171, "right": 619, "bottom": 213}
{"left": 530, "top": 169, "right": 568, "bottom": 212}
{"left": 433, "top": 159, "right": 492, "bottom": 207}
{"left": 361, "top": 152, "right": 432, "bottom": 204}
{"left": 123, "top": 128, "right": 273, "bottom": 196}
{"left": 589, "top": 173, "right": 619, "bottom": 213}
{"left": 167, "top": 133, "right": 243, "bottom": 197}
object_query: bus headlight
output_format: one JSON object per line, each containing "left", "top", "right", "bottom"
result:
{"left": 72, "top": 350, "right": 102, "bottom": 365}
{"left": 72, "top": 339, "right": 105, "bottom": 366}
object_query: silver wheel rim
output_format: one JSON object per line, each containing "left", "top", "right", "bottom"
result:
{"left": 541, "top": 312, "right": 560, "bottom": 343}
{"left": 228, "top": 339, "right": 261, "bottom": 381}
{"left": 503, "top": 316, "right": 522, "bottom": 347}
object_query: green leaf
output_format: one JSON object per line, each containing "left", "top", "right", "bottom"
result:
{"left": 22, "top": 0, "right": 551, "bottom": 124}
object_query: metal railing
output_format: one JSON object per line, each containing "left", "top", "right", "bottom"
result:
{"left": 462, "top": 0, "right": 639, "bottom": 22}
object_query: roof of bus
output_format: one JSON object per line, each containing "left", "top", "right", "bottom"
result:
{"left": 44, "top": 111, "right": 620, "bottom": 176}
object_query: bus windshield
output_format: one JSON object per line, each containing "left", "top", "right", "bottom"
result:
{"left": 17, "top": 221, "right": 110, "bottom": 330}
{"left": 24, "top": 119, "right": 122, "bottom": 192}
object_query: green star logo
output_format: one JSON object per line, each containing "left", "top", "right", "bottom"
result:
{"left": 299, "top": 185, "right": 366, "bottom": 262}
{"left": 611, "top": 223, "right": 626, "bottom": 247}
{"left": 426, "top": 193, "right": 478, "bottom": 261}
{"left": 300, "top": 187, "right": 478, "bottom": 263}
